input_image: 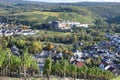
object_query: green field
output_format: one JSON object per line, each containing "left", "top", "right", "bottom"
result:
{"left": 12, "top": 11, "right": 94, "bottom": 26}
{"left": 38, "top": 30, "right": 71, "bottom": 36}
{"left": 112, "top": 76, "right": 120, "bottom": 80}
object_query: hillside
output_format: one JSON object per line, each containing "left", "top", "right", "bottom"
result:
{"left": 9, "top": 11, "right": 93, "bottom": 28}
{"left": 0, "top": 0, "right": 120, "bottom": 28}
{"left": 0, "top": 0, "right": 21, "bottom": 4}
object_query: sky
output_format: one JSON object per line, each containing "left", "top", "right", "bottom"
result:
{"left": 26, "top": 0, "right": 120, "bottom": 3}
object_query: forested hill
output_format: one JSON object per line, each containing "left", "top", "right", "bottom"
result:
{"left": 1, "top": 0, "right": 120, "bottom": 28}
{"left": 0, "top": 0, "right": 21, "bottom": 4}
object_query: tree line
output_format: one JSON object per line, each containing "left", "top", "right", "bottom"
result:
{"left": 0, "top": 47, "right": 39, "bottom": 80}
{"left": 44, "top": 57, "right": 114, "bottom": 80}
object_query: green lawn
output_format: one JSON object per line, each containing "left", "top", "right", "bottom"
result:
{"left": 38, "top": 30, "right": 71, "bottom": 37}
{"left": 112, "top": 76, "right": 120, "bottom": 80}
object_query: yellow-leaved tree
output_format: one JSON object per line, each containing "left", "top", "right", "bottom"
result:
{"left": 29, "top": 41, "right": 42, "bottom": 54}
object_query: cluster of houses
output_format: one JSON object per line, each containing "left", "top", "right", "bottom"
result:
{"left": 9, "top": 38, "right": 120, "bottom": 76}
{"left": 0, "top": 22, "right": 36, "bottom": 37}
{"left": 106, "top": 34, "right": 120, "bottom": 53}
{"left": 4, "top": 20, "right": 118, "bottom": 75}
{"left": 32, "top": 34, "right": 120, "bottom": 75}
{"left": 0, "top": 20, "right": 88, "bottom": 36}
{"left": 48, "top": 20, "right": 88, "bottom": 30}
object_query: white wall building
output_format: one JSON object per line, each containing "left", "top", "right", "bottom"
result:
{"left": 49, "top": 21, "right": 89, "bottom": 30}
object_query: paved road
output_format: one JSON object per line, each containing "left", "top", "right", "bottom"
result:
{"left": 37, "top": 58, "right": 46, "bottom": 72}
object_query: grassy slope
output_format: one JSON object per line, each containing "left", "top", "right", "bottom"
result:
{"left": 112, "top": 76, "right": 120, "bottom": 80}
{"left": 12, "top": 11, "right": 94, "bottom": 25}
{"left": 1, "top": 2, "right": 120, "bottom": 27}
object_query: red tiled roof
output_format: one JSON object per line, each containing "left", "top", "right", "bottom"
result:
{"left": 76, "top": 61, "right": 84, "bottom": 67}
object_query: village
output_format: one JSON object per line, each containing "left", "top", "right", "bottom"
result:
{"left": 0, "top": 21, "right": 120, "bottom": 79}
{"left": 0, "top": 21, "right": 88, "bottom": 37}
{"left": 0, "top": 22, "right": 37, "bottom": 37}
{"left": 9, "top": 32, "right": 120, "bottom": 77}
{"left": 1, "top": 0, "right": 120, "bottom": 79}
{"left": 33, "top": 33, "right": 120, "bottom": 76}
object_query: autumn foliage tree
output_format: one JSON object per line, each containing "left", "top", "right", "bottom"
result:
{"left": 46, "top": 42, "right": 54, "bottom": 51}
{"left": 29, "top": 41, "right": 42, "bottom": 54}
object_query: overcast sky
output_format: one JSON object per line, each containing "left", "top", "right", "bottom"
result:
{"left": 26, "top": 0, "right": 120, "bottom": 3}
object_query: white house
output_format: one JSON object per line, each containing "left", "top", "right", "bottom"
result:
{"left": 74, "top": 50, "right": 83, "bottom": 59}
{"left": 75, "top": 24, "right": 88, "bottom": 28}
{"left": 4, "top": 30, "right": 13, "bottom": 36}
{"left": 0, "top": 30, "right": 2, "bottom": 37}
{"left": 39, "top": 51, "right": 49, "bottom": 57}
{"left": 49, "top": 21, "right": 89, "bottom": 30}
{"left": 22, "top": 30, "right": 35, "bottom": 35}
{"left": 56, "top": 52, "right": 63, "bottom": 58}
